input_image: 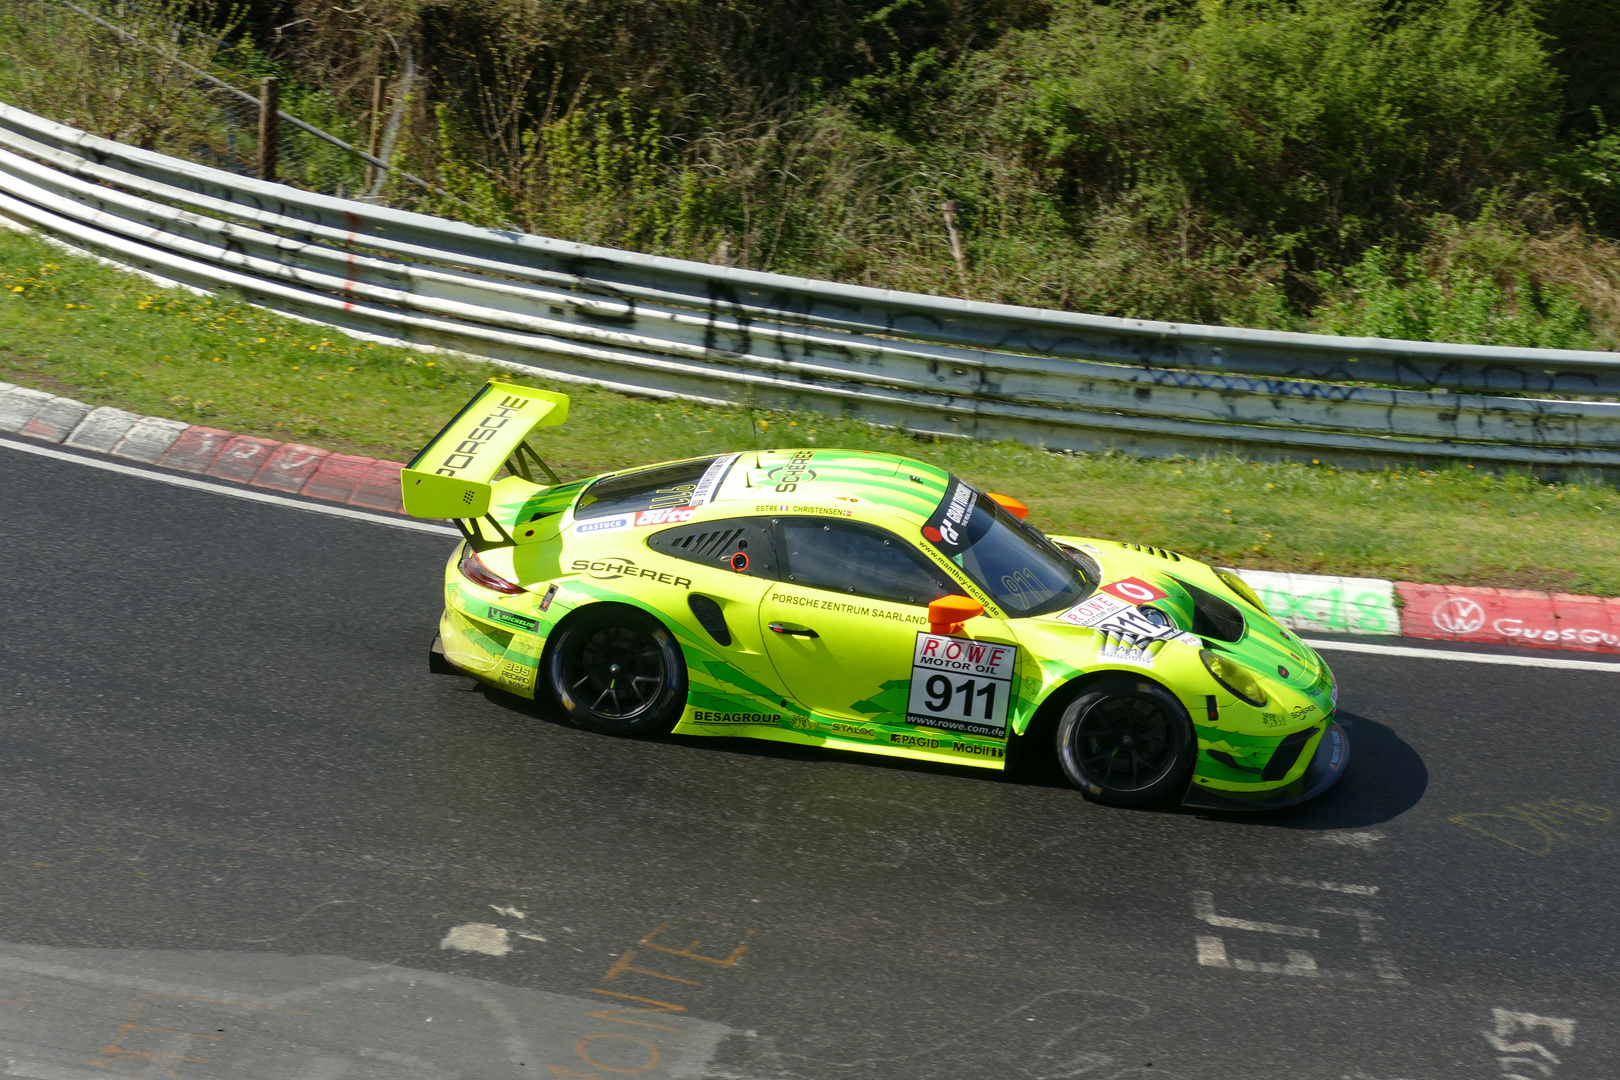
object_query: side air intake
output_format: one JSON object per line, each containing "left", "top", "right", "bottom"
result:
{"left": 688, "top": 595, "right": 732, "bottom": 646}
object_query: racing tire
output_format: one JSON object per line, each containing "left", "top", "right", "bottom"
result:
{"left": 1055, "top": 675, "right": 1195, "bottom": 807}
{"left": 546, "top": 605, "right": 688, "bottom": 737}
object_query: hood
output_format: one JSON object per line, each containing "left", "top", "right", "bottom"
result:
{"left": 1046, "top": 537, "right": 1328, "bottom": 693}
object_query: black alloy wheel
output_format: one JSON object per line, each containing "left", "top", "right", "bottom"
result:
{"left": 547, "top": 605, "right": 687, "bottom": 736}
{"left": 1055, "top": 675, "right": 1194, "bottom": 807}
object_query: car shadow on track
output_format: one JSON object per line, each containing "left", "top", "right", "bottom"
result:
{"left": 1184, "top": 711, "right": 1427, "bottom": 830}
{"left": 472, "top": 680, "right": 1426, "bottom": 828}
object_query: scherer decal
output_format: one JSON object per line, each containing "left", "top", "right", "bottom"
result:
{"left": 765, "top": 450, "right": 817, "bottom": 493}
{"left": 905, "top": 632, "right": 1016, "bottom": 739}
{"left": 570, "top": 558, "right": 692, "bottom": 589}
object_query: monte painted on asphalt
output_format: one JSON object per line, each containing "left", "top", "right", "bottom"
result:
{"left": 1, "top": 440, "right": 1618, "bottom": 1080}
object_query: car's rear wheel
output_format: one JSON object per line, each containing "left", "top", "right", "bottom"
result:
{"left": 1055, "top": 675, "right": 1194, "bottom": 806}
{"left": 547, "top": 605, "right": 687, "bottom": 736}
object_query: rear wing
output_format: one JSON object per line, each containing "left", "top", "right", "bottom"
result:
{"left": 400, "top": 379, "right": 570, "bottom": 541}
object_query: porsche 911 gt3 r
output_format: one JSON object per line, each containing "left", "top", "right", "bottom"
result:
{"left": 401, "top": 380, "right": 1346, "bottom": 809}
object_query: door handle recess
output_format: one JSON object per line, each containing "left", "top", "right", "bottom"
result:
{"left": 768, "top": 622, "right": 819, "bottom": 638}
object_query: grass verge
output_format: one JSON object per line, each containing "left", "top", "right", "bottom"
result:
{"left": 2, "top": 227, "right": 1617, "bottom": 595}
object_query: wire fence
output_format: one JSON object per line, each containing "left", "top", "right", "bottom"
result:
{"left": 1, "top": 0, "right": 441, "bottom": 202}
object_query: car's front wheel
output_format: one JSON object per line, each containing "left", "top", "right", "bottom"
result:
{"left": 1055, "top": 675, "right": 1195, "bottom": 806}
{"left": 547, "top": 605, "right": 687, "bottom": 736}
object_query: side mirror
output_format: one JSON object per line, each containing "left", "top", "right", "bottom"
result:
{"left": 987, "top": 492, "right": 1028, "bottom": 519}
{"left": 928, "top": 594, "right": 985, "bottom": 636}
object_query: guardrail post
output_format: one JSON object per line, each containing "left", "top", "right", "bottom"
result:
{"left": 257, "top": 76, "right": 279, "bottom": 182}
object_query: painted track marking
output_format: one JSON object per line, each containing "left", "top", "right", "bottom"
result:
{"left": 0, "top": 435, "right": 457, "bottom": 538}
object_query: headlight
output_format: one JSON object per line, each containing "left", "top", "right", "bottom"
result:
{"left": 1215, "top": 568, "right": 1266, "bottom": 613}
{"left": 1200, "top": 649, "right": 1269, "bottom": 707}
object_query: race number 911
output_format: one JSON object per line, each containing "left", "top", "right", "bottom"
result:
{"left": 905, "top": 632, "right": 1017, "bottom": 739}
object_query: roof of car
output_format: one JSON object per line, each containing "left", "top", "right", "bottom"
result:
{"left": 712, "top": 448, "right": 951, "bottom": 525}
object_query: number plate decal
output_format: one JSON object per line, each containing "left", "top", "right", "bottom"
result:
{"left": 905, "top": 633, "right": 1017, "bottom": 739}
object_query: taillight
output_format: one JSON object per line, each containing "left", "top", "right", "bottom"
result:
{"left": 458, "top": 545, "right": 524, "bottom": 595}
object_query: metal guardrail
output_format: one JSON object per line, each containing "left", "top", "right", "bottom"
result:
{"left": 1, "top": 100, "right": 1618, "bottom": 476}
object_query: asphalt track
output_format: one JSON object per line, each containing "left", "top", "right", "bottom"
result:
{"left": 1, "top": 439, "right": 1617, "bottom": 1080}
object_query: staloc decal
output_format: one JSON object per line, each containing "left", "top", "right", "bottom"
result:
{"left": 571, "top": 558, "right": 692, "bottom": 589}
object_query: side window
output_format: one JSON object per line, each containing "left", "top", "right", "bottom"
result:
{"left": 777, "top": 518, "right": 953, "bottom": 606}
{"left": 646, "top": 517, "right": 778, "bottom": 578}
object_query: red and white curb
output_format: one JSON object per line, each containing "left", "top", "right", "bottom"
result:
{"left": 0, "top": 381, "right": 405, "bottom": 513}
{"left": 3, "top": 381, "right": 1616, "bottom": 658}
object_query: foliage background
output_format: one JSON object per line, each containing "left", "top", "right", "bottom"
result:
{"left": 2, "top": 0, "right": 1619, "bottom": 347}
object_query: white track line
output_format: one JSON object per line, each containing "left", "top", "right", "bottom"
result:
{"left": 1304, "top": 637, "right": 1620, "bottom": 672}
{"left": 8, "top": 434, "right": 1620, "bottom": 670}
{"left": 0, "top": 435, "right": 458, "bottom": 537}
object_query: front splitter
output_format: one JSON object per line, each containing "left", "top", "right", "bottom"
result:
{"left": 1181, "top": 721, "right": 1349, "bottom": 811}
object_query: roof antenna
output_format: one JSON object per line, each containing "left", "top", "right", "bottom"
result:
{"left": 751, "top": 417, "right": 764, "bottom": 468}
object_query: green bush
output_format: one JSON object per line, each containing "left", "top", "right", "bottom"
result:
{"left": 5, "top": 0, "right": 1620, "bottom": 345}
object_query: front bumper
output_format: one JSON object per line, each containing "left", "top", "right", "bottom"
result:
{"left": 1182, "top": 722, "right": 1349, "bottom": 811}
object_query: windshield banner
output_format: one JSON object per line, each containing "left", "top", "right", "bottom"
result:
{"left": 921, "top": 478, "right": 976, "bottom": 558}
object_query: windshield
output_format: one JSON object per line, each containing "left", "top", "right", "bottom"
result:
{"left": 921, "top": 478, "right": 1096, "bottom": 617}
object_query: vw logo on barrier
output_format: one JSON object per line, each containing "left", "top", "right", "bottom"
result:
{"left": 1433, "top": 597, "right": 1486, "bottom": 633}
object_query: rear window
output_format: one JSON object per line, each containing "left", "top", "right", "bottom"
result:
{"left": 575, "top": 457, "right": 725, "bottom": 520}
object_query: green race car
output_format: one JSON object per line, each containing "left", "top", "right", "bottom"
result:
{"left": 402, "top": 380, "right": 1346, "bottom": 809}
